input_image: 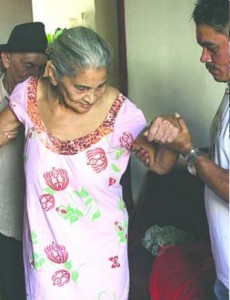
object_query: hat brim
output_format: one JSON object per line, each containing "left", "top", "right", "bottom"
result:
{"left": 0, "top": 44, "right": 47, "bottom": 53}
{"left": 0, "top": 44, "right": 8, "bottom": 52}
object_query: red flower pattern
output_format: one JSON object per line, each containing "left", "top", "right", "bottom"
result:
{"left": 86, "top": 148, "right": 107, "bottom": 173}
{"left": 45, "top": 242, "right": 68, "bottom": 264}
{"left": 109, "top": 256, "right": 121, "bottom": 268}
{"left": 52, "top": 270, "right": 70, "bottom": 287}
{"left": 109, "top": 177, "right": 116, "bottom": 186}
{"left": 39, "top": 194, "right": 55, "bottom": 211}
{"left": 119, "top": 132, "right": 134, "bottom": 150}
{"left": 44, "top": 167, "right": 69, "bottom": 191}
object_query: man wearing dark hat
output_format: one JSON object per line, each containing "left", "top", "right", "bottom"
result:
{"left": 0, "top": 22, "right": 48, "bottom": 300}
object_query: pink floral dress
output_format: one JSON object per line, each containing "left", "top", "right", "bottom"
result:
{"left": 10, "top": 76, "right": 146, "bottom": 300}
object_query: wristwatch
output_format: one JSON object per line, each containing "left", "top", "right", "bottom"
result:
{"left": 184, "top": 147, "right": 208, "bottom": 175}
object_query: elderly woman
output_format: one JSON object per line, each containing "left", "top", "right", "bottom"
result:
{"left": 0, "top": 26, "right": 178, "bottom": 299}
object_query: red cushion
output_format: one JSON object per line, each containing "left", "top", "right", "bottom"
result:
{"left": 149, "top": 243, "right": 216, "bottom": 300}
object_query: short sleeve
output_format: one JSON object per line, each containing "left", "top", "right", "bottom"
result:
{"left": 112, "top": 96, "right": 147, "bottom": 150}
{"left": 9, "top": 77, "right": 30, "bottom": 125}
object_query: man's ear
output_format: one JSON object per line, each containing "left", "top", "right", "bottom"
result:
{"left": 1, "top": 52, "right": 11, "bottom": 69}
{"left": 47, "top": 63, "right": 58, "bottom": 86}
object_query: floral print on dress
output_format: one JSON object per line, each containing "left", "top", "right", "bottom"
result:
{"left": 52, "top": 270, "right": 71, "bottom": 287}
{"left": 56, "top": 204, "right": 81, "bottom": 224}
{"left": 29, "top": 231, "right": 46, "bottom": 270}
{"left": 54, "top": 187, "right": 102, "bottom": 224}
{"left": 30, "top": 230, "right": 38, "bottom": 244}
{"left": 86, "top": 148, "right": 108, "bottom": 173}
{"left": 114, "top": 221, "right": 128, "bottom": 243}
{"left": 9, "top": 76, "right": 146, "bottom": 298}
{"left": 29, "top": 236, "right": 85, "bottom": 287}
{"left": 109, "top": 256, "right": 121, "bottom": 269}
{"left": 119, "top": 132, "right": 134, "bottom": 151}
{"left": 39, "top": 194, "right": 55, "bottom": 211}
{"left": 30, "top": 252, "right": 46, "bottom": 270}
{"left": 118, "top": 198, "right": 126, "bottom": 212}
{"left": 48, "top": 245, "right": 85, "bottom": 288}
{"left": 27, "top": 127, "right": 36, "bottom": 140}
{"left": 45, "top": 242, "right": 68, "bottom": 264}
{"left": 108, "top": 177, "right": 116, "bottom": 186}
{"left": 44, "top": 167, "right": 69, "bottom": 191}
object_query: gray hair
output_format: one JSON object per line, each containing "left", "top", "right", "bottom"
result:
{"left": 47, "top": 26, "right": 113, "bottom": 79}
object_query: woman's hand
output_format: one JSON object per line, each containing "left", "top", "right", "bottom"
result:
{"left": 131, "top": 141, "right": 152, "bottom": 167}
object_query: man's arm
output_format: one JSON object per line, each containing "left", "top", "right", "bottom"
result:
{"left": 192, "top": 154, "right": 229, "bottom": 202}
{"left": 146, "top": 116, "right": 229, "bottom": 202}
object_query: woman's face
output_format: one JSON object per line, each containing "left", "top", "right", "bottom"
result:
{"left": 57, "top": 68, "right": 108, "bottom": 113}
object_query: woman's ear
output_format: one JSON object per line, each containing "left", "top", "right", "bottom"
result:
{"left": 47, "top": 63, "right": 58, "bottom": 86}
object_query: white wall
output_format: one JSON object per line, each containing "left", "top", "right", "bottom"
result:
{"left": 124, "top": 0, "right": 226, "bottom": 202}
{"left": 95, "top": 0, "right": 119, "bottom": 88}
{"left": 0, "top": 0, "right": 33, "bottom": 43}
{"left": 31, "top": 0, "right": 95, "bottom": 35}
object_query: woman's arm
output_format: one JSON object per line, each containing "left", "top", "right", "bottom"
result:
{"left": 132, "top": 128, "right": 179, "bottom": 175}
{"left": 0, "top": 106, "right": 21, "bottom": 146}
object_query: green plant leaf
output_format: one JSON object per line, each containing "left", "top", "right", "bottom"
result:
{"left": 111, "top": 164, "right": 120, "bottom": 173}
{"left": 65, "top": 260, "right": 72, "bottom": 270}
{"left": 92, "top": 211, "right": 101, "bottom": 221}
{"left": 43, "top": 187, "right": 55, "bottom": 195}
{"left": 72, "top": 271, "right": 79, "bottom": 282}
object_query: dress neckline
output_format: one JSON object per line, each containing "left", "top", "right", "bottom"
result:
{"left": 27, "top": 76, "right": 125, "bottom": 155}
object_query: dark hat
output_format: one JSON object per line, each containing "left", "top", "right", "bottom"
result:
{"left": 0, "top": 22, "right": 48, "bottom": 53}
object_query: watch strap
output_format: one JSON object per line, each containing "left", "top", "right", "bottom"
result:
{"left": 184, "top": 147, "right": 208, "bottom": 175}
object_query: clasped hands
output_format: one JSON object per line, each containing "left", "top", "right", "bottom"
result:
{"left": 132, "top": 113, "right": 193, "bottom": 167}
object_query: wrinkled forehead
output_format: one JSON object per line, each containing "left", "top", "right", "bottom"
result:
{"left": 196, "top": 24, "right": 228, "bottom": 46}
{"left": 10, "top": 52, "right": 48, "bottom": 64}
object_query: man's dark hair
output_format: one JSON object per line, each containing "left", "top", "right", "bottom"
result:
{"left": 192, "top": 0, "right": 229, "bottom": 36}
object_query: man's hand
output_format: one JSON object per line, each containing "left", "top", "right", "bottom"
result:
{"left": 144, "top": 114, "right": 181, "bottom": 144}
{"left": 145, "top": 114, "right": 194, "bottom": 156}
{"left": 3, "top": 130, "right": 19, "bottom": 139}
{"left": 0, "top": 106, "right": 21, "bottom": 146}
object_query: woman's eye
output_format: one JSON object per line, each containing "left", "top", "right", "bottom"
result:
{"left": 76, "top": 87, "right": 87, "bottom": 92}
{"left": 97, "top": 84, "right": 106, "bottom": 91}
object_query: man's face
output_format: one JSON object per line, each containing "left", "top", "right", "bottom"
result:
{"left": 2, "top": 52, "right": 48, "bottom": 84}
{"left": 196, "top": 25, "right": 229, "bottom": 82}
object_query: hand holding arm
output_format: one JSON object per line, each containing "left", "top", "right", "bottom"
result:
{"left": 0, "top": 106, "right": 20, "bottom": 146}
{"left": 147, "top": 115, "right": 229, "bottom": 202}
{"left": 146, "top": 115, "right": 194, "bottom": 155}
{"left": 132, "top": 126, "right": 179, "bottom": 175}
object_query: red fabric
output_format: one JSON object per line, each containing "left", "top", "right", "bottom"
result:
{"left": 149, "top": 243, "right": 216, "bottom": 300}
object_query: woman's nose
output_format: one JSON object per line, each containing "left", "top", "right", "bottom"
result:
{"left": 84, "top": 89, "right": 97, "bottom": 103}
